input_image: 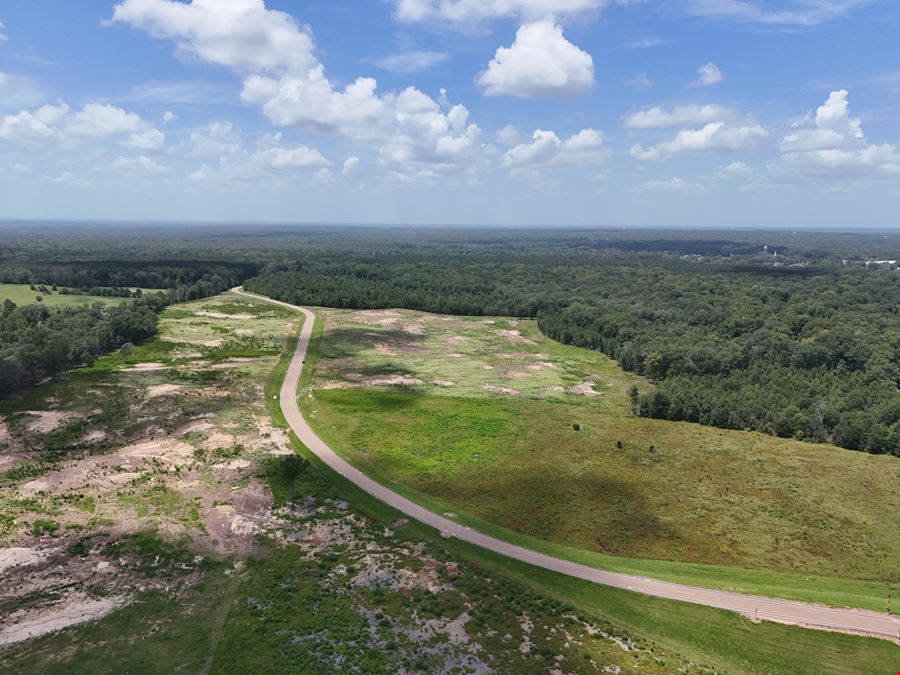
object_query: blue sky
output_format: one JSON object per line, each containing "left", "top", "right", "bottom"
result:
{"left": 1, "top": 0, "right": 898, "bottom": 227}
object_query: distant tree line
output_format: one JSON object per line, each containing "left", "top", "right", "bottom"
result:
{"left": 246, "top": 255, "right": 900, "bottom": 456}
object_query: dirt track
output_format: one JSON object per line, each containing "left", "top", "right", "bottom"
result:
{"left": 235, "top": 288, "right": 900, "bottom": 643}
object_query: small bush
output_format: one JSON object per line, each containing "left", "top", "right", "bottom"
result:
{"left": 30, "top": 519, "right": 60, "bottom": 536}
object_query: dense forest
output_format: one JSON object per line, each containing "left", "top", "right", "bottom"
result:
{"left": 0, "top": 298, "right": 160, "bottom": 397}
{"left": 2, "top": 223, "right": 898, "bottom": 455}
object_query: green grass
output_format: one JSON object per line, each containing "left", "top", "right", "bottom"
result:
{"left": 301, "top": 307, "right": 900, "bottom": 612}
{"left": 269, "top": 322, "right": 900, "bottom": 673}
{"left": 0, "top": 284, "right": 150, "bottom": 308}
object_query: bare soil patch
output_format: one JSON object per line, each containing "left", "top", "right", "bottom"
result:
{"left": 483, "top": 385, "right": 520, "bottom": 396}
{"left": 146, "top": 384, "right": 185, "bottom": 398}
{"left": 195, "top": 311, "right": 254, "bottom": 320}
{"left": 123, "top": 362, "right": 167, "bottom": 372}
{"left": 496, "top": 329, "right": 537, "bottom": 346}
{"left": 26, "top": 411, "right": 76, "bottom": 434}
{"left": 569, "top": 381, "right": 602, "bottom": 397}
{"left": 0, "top": 593, "right": 130, "bottom": 647}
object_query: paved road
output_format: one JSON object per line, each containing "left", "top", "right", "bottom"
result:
{"left": 237, "top": 288, "right": 900, "bottom": 643}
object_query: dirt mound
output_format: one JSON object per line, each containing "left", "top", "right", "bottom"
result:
{"left": 496, "top": 330, "right": 537, "bottom": 346}
{"left": 146, "top": 384, "right": 185, "bottom": 398}
{"left": 569, "top": 381, "right": 602, "bottom": 397}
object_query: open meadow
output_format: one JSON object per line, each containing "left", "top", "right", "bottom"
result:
{"left": 0, "top": 284, "right": 148, "bottom": 308}
{"left": 303, "top": 307, "right": 900, "bottom": 609}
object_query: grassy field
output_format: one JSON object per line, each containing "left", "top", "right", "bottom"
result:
{"left": 299, "top": 307, "right": 900, "bottom": 609}
{"left": 0, "top": 283, "right": 155, "bottom": 308}
{"left": 2, "top": 292, "right": 896, "bottom": 673}
{"left": 0, "top": 293, "right": 699, "bottom": 674}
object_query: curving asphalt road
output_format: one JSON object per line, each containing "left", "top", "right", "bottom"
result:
{"left": 236, "top": 288, "right": 900, "bottom": 643}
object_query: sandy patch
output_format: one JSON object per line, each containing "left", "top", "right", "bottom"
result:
{"left": 483, "top": 385, "right": 519, "bottom": 396}
{"left": 448, "top": 353, "right": 464, "bottom": 359}
{"left": 503, "top": 370, "right": 530, "bottom": 379}
{"left": 365, "top": 375, "right": 422, "bottom": 387}
{"left": 0, "top": 592, "right": 130, "bottom": 647}
{"left": 19, "top": 438, "right": 196, "bottom": 497}
{"left": 214, "top": 459, "right": 252, "bottom": 471}
{"left": 123, "top": 363, "right": 167, "bottom": 372}
{"left": 164, "top": 337, "right": 224, "bottom": 348}
{"left": 199, "top": 431, "right": 236, "bottom": 451}
{"left": 80, "top": 430, "right": 107, "bottom": 445}
{"left": 177, "top": 420, "right": 215, "bottom": 436}
{"left": 0, "top": 453, "right": 30, "bottom": 473}
{"left": 26, "top": 411, "right": 75, "bottom": 434}
{"left": 433, "top": 380, "right": 455, "bottom": 387}
{"left": 496, "top": 330, "right": 536, "bottom": 346}
{"left": 569, "top": 381, "right": 602, "bottom": 397}
{"left": 482, "top": 365, "right": 495, "bottom": 370}
{"left": 0, "top": 547, "right": 51, "bottom": 574}
{"left": 146, "top": 384, "right": 185, "bottom": 398}
{"left": 196, "top": 311, "right": 254, "bottom": 320}
{"left": 529, "top": 362, "right": 555, "bottom": 370}
{"left": 118, "top": 438, "right": 196, "bottom": 466}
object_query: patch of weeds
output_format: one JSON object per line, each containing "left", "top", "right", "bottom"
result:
{"left": 119, "top": 484, "right": 203, "bottom": 529}
{"left": 211, "top": 444, "right": 243, "bottom": 461}
{"left": 103, "top": 531, "right": 201, "bottom": 576}
{"left": 30, "top": 519, "right": 61, "bottom": 537}
{"left": 0, "top": 459, "right": 53, "bottom": 488}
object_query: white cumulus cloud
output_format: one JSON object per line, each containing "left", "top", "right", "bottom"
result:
{"left": 624, "top": 104, "right": 734, "bottom": 128}
{"left": 630, "top": 121, "right": 767, "bottom": 161}
{"left": 476, "top": 21, "right": 594, "bottom": 98}
{"left": 111, "top": 0, "right": 317, "bottom": 74}
{"left": 770, "top": 89, "right": 900, "bottom": 180}
{"left": 113, "top": 0, "right": 485, "bottom": 179}
{"left": 504, "top": 128, "right": 609, "bottom": 172}
{"left": 391, "top": 0, "right": 612, "bottom": 24}
{"left": 690, "top": 62, "right": 723, "bottom": 88}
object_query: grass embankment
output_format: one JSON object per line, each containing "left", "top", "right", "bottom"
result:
{"left": 299, "top": 307, "right": 900, "bottom": 612}
{"left": 0, "top": 283, "right": 150, "bottom": 308}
